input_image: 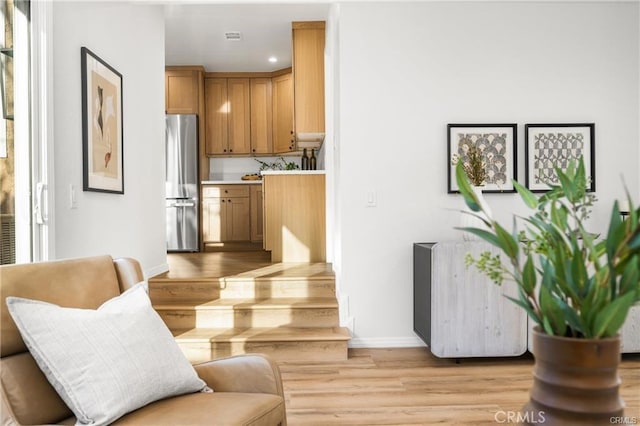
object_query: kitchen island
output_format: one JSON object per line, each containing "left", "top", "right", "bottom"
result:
{"left": 261, "top": 171, "right": 325, "bottom": 262}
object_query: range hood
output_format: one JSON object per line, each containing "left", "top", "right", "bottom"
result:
{"left": 296, "top": 132, "right": 325, "bottom": 149}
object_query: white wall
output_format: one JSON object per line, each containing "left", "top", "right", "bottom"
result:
{"left": 335, "top": 1, "right": 640, "bottom": 346}
{"left": 52, "top": 2, "right": 167, "bottom": 277}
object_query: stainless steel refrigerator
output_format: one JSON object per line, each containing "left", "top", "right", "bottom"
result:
{"left": 165, "top": 114, "right": 199, "bottom": 252}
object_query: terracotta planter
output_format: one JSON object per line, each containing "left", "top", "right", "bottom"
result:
{"left": 522, "top": 327, "right": 624, "bottom": 425}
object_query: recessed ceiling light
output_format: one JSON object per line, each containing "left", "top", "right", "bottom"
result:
{"left": 268, "top": 56, "right": 278, "bottom": 63}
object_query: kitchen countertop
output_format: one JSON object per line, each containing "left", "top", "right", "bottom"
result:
{"left": 201, "top": 180, "right": 262, "bottom": 185}
{"left": 260, "top": 170, "right": 325, "bottom": 176}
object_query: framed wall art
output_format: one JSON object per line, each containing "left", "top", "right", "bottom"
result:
{"left": 447, "top": 123, "right": 517, "bottom": 193}
{"left": 525, "top": 123, "right": 595, "bottom": 193}
{"left": 81, "top": 47, "right": 124, "bottom": 194}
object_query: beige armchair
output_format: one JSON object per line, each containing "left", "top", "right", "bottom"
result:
{"left": 0, "top": 255, "right": 287, "bottom": 425}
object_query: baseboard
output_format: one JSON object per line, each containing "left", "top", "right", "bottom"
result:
{"left": 348, "top": 336, "right": 427, "bottom": 348}
{"left": 145, "top": 262, "right": 169, "bottom": 280}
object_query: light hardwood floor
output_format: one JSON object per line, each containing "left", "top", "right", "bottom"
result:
{"left": 280, "top": 347, "right": 640, "bottom": 425}
{"left": 157, "top": 254, "right": 640, "bottom": 424}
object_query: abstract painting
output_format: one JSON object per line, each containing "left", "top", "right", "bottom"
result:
{"left": 447, "top": 124, "right": 517, "bottom": 193}
{"left": 81, "top": 47, "right": 124, "bottom": 194}
{"left": 525, "top": 123, "right": 595, "bottom": 192}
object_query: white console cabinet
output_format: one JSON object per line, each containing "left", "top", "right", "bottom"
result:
{"left": 415, "top": 242, "right": 640, "bottom": 357}
{"left": 413, "top": 242, "right": 528, "bottom": 358}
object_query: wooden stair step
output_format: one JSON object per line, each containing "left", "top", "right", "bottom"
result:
{"left": 154, "top": 297, "right": 340, "bottom": 329}
{"left": 149, "top": 276, "right": 336, "bottom": 302}
{"left": 173, "top": 327, "right": 351, "bottom": 363}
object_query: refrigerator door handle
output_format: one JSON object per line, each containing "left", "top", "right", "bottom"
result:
{"left": 172, "top": 202, "right": 196, "bottom": 207}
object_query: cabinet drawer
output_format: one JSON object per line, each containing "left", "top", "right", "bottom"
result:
{"left": 203, "top": 185, "right": 250, "bottom": 198}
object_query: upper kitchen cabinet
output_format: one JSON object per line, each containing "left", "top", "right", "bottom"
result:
{"left": 292, "top": 22, "right": 325, "bottom": 147}
{"left": 271, "top": 71, "right": 294, "bottom": 153}
{"left": 250, "top": 78, "right": 273, "bottom": 154}
{"left": 165, "top": 66, "right": 208, "bottom": 181}
{"left": 165, "top": 66, "right": 204, "bottom": 114}
{"left": 205, "top": 77, "right": 251, "bottom": 155}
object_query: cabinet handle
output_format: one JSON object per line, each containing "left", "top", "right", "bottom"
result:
{"left": 222, "top": 199, "right": 225, "bottom": 203}
{"left": 223, "top": 149, "right": 227, "bottom": 153}
{"left": 290, "top": 130, "right": 294, "bottom": 134}
{"left": 252, "top": 149, "right": 256, "bottom": 152}
{"left": 228, "top": 199, "right": 231, "bottom": 203}
{"left": 230, "top": 149, "right": 233, "bottom": 153}
{"left": 225, "top": 190, "right": 228, "bottom": 193}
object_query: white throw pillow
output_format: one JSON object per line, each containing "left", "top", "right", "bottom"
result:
{"left": 6, "top": 283, "right": 208, "bottom": 426}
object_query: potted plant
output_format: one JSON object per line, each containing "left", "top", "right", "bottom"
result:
{"left": 455, "top": 158, "right": 640, "bottom": 423}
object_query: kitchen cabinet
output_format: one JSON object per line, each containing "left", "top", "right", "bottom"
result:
{"left": 205, "top": 78, "right": 251, "bottom": 155}
{"left": 165, "top": 66, "right": 208, "bottom": 182}
{"left": 202, "top": 185, "right": 250, "bottom": 243}
{"left": 165, "top": 68, "right": 202, "bottom": 114}
{"left": 292, "top": 22, "right": 325, "bottom": 143}
{"left": 263, "top": 172, "right": 325, "bottom": 262}
{"left": 250, "top": 78, "right": 273, "bottom": 154}
{"left": 271, "top": 72, "right": 294, "bottom": 153}
{"left": 250, "top": 184, "right": 264, "bottom": 242}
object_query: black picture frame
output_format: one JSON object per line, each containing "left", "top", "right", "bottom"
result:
{"left": 81, "top": 47, "right": 124, "bottom": 194}
{"left": 447, "top": 123, "right": 517, "bottom": 193}
{"left": 525, "top": 123, "right": 595, "bottom": 193}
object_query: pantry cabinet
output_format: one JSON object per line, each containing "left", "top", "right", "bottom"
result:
{"left": 292, "top": 22, "right": 325, "bottom": 138}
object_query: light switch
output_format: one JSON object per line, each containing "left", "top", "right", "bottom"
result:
{"left": 366, "top": 191, "right": 377, "bottom": 207}
{"left": 70, "top": 184, "right": 78, "bottom": 209}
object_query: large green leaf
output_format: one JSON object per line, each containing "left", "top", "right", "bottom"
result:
{"left": 574, "top": 158, "right": 587, "bottom": 199}
{"left": 570, "top": 238, "right": 588, "bottom": 293}
{"left": 494, "top": 222, "right": 519, "bottom": 261}
{"left": 539, "top": 285, "right": 566, "bottom": 336}
{"left": 593, "top": 291, "right": 637, "bottom": 338}
{"left": 455, "top": 162, "right": 481, "bottom": 212}
{"left": 556, "top": 166, "right": 579, "bottom": 203}
{"left": 556, "top": 297, "right": 584, "bottom": 335}
{"left": 455, "top": 227, "right": 501, "bottom": 248}
{"left": 522, "top": 255, "right": 536, "bottom": 294}
{"left": 513, "top": 180, "right": 538, "bottom": 209}
{"left": 619, "top": 259, "right": 640, "bottom": 296}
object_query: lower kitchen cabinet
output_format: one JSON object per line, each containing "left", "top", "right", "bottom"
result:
{"left": 202, "top": 185, "right": 251, "bottom": 243}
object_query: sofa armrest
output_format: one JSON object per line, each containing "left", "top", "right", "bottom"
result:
{"left": 193, "top": 354, "right": 285, "bottom": 397}
{"left": 113, "top": 258, "right": 144, "bottom": 293}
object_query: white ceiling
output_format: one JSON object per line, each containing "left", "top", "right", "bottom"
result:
{"left": 164, "top": 3, "right": 329, "bottom": 72}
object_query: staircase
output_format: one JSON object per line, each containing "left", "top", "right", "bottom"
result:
{"left": 149, "top": 260, "right": 350, "bottom": 363}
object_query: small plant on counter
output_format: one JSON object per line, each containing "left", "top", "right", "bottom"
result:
{"left": 452, "top": 144, "right": 487, "bottom": 186}
{"left": 255, "top": 157, "right": 300, "bottom": 173}
{"left": 456, "top": 157, "right": 640, "bottom": 339}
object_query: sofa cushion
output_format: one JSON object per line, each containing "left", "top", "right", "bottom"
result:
{"left": 6, "top": 283, "right": 208, "bottom": 426}
{"left": 112, "top": 392, "right": 285, "bottom": 426}
{"left": 1, "top": 255, "right": 123, "bottom": 357}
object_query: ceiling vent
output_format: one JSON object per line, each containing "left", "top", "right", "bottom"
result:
{"left": 224, "top": 32, "right": 242, "bottom": 41}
